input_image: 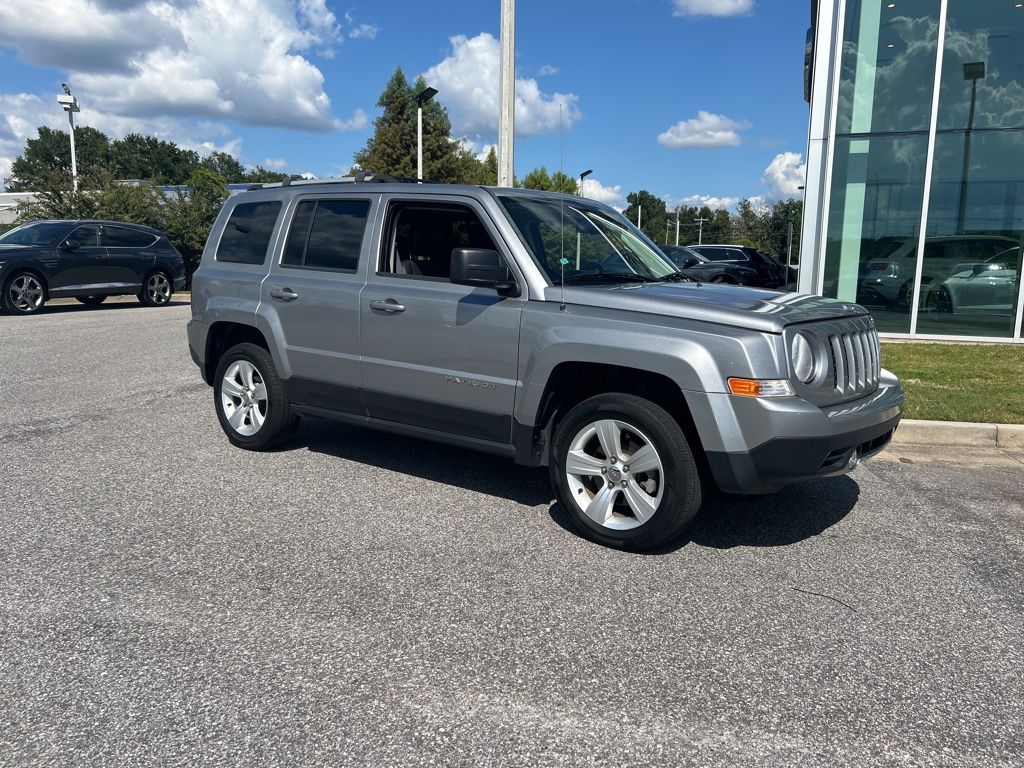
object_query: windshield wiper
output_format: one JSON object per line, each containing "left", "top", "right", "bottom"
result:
{"left": 561, "top": 271, "right": 659, "bottom": 284}
{"left": 656, "top": 271, "right": 698, "bottom": 283}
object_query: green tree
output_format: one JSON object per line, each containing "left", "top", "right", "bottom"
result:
{"left": 108, "top": 133, "right": 200, "bottom": 184}
{"left": 162, "top": 167, "right": 230, "bottom": 275}
{"left": 201, "top": 151, "right": 247, "bottom": 182}
{"left": 353, "top": 69, "right": 487, "bottom": 183}
{"left": 242, "top": 166, "right": 290, "bottom": 184}
{"left": 7, "top": 126, "right": 112, "bottom": 191}
{"left": 522, "top": 166, "right": 554, "bottom": 190}
{"left": 624, "top": 190, "right": 668, "bottom": 243}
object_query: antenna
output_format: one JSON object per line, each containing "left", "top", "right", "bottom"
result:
{"left": 559, "top": 102, "right": 567, "bottom": 311}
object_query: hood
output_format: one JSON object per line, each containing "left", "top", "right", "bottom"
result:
{"left": 543, "top": 282, "right": 870, "bottom": 334}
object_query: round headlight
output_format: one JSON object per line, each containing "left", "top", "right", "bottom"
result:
{"left": 791, "top": 333, "right": 816, "bottom": 384}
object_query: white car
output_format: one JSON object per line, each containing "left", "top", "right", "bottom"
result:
{"left": 929, "top": 250, "right": 1020, "bottom": 315}
{"left": 857, "top": 235, "right": 1018, "bottom": 310}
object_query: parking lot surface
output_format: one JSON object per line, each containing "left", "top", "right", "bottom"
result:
{"left": 1, "top": 300, "right": 1022, "bottom": 767}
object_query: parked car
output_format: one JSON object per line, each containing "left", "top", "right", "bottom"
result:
{"left": 927, "top": 248, "right": 1020, "bottom": 315}
{"left": 0, "top": 219, "right": 186, "bottom": 315}
{"left": 857, "top": 235, "right": 1018, "bottom": 310}
{"left": 687, "top": 244, "right": 794, "bottom": 289}
{"left": 662, "top": 245, "right": 763, "bottom": 286}
{"left": 187, "top": 177, "right": 903, "bottom": 551}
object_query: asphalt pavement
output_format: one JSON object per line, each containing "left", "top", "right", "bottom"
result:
{"left": 0, "top": 299, "right": 1021, "bottom": 767}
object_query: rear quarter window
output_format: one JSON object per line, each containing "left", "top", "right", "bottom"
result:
{"left": 216, "top": 201, "right": 282, "bottom": 265}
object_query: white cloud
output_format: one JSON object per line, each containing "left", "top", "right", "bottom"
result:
{"left": 0, "top": 0, "right": 373, "bottom": 133}
{"left": 763, "top": 152, "right": 806, "bottom": 197}
{"left": 423, "top": 33, "right": 580, "bottom": 139}
{"left": 658, "top": 111, "right": 751, "bottom": 149}
{"left": 672, "top": 0, "right": 754, "bottom": 18}
{"left": 538, "top": 65, "right": 558, "bottom": 77}
{"left": 263, "top": 158, "right": 288, "bottom": 170}
{"left": 580, "top": 178, "right": 625, "bottom": 210}
{"left": 678, "top": 194, "right": 741, "bottom": 211}
{"left": 349, "top": 24, "right": 378, "bottom": 40}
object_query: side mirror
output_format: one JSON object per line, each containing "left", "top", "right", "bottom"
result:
{"left": 60, "top": 240, "right": 77, "bottom": 250}
{"left": 682, "top": 256, "right": 699, "bottom": 268}
{"left": 450, "top": 248, "right": 519, "bottom": 296}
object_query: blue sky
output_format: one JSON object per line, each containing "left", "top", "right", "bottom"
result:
{"left": 0, "top": 0, "right": 810, "bottom": 209}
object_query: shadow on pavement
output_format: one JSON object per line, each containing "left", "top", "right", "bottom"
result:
{"left": 299, "top": 416, "right": 861, "bottom": 552}
{"left": 298, "top": 417, "right": 553, "bottom": 507}
{"left": 688, "top": 475, "right": 860, "bottom": 549}
{"left": 23, "top": 299, "right": 190, "bottom": 315}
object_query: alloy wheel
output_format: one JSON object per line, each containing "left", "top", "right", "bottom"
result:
{"left": 564, "top": 418, "right": 665, "bottom": 530}
{"left": 220, "top": 360, "right": 268, "bottom": 437}
{"left": 8, "top": 275, "right": 44, "bottom": 312}
{"left": 146, "top": 273, "right": 172, "bottom": 305}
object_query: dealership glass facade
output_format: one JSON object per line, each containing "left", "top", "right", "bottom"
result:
{"left": 809, "top": 0, "right": 1024, "bottom": 341}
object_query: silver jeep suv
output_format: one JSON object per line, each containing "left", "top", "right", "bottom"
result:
{"left": 187, "top": 177, "right": 903, "bottom": 550}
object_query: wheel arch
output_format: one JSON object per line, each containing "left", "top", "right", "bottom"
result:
{"left": 2, "top": 264, "right": 49, "bottom": 295}
{"left": 515, "top": 361, "right": 708, "bottom": 473}
{"left": 203, "top": 321, "right": 271, "bottom": 385}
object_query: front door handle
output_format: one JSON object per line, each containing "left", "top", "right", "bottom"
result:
{"left": 369, "top": 298, "right": 406, "bottom": 313}
{"left": 270, "top": 287, "right": 299, "bottom": 301}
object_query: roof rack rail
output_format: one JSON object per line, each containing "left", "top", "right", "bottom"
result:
{"left": 250, "top": 172, "right": 439, "bottom": 190}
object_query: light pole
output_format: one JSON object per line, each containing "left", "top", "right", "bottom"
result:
{"left": 957, "top": 61, "right": 985, "bottom": 234}
{"left": 578, "top": 168, "right": 592, "bottom": 197}
{"left": 695, "top": 215, "right": 708, "bottom": 245}
{"left": 497, "top": 0, "right": 516, "bottom": 187}
{"left": 675, "top": 208, "right": 680, "bottom": 246}
{"left": 416, "top": 86, "right": 438, "bottom": 181}
{"left": 57, "top": 83, "right": 80, "bottom": 192}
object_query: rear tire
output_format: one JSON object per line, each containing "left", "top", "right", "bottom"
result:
{"left": 139, "top": 270, "right": 173, "bottom": 307}
{"left": 2, "top": 270, "right": 47, "bottom": 315}
{"left": 550, "top": 393, "right": 702, "bottom": 551}
{"left": 76, "top": 295, "right": 107, "bottom": 306}
{"left": 214, "top": 342, "right": 299, "bottom": 450}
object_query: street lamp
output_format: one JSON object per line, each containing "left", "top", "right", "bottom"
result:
{"left": 957, "top": 61, "right": 985, "bottom": 234}
{"left": 57, "top": 83, "right": 80, "bottom": 192}
{"left": 578, "top": 168, "right": 592, "bottom": 197}
{"left": 416, "top": 86, "right": 438, "bottom": 181}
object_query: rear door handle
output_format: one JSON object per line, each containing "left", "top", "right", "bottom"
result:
{"left": 369, "top": 298, "right": 405, "bottom": 313}
{"left": 270, "top": 287, "right": 299, "bottom": 301}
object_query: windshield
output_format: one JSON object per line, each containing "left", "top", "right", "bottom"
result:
{"left": 497, "top": 195, "right": 679, "bottom": 283}
{"left": 0, "top": 222, "right": 73, "bottom": 246}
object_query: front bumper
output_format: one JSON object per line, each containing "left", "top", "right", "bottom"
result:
{"left": 699, "top": 372, "right": 905, "bottom": 494}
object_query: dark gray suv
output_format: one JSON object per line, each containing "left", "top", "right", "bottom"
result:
{"left": 0, "top": 219, "right": 186, "bottom": 314}
{"left": 187, "top": 178, "right": 903, "bottom": 551}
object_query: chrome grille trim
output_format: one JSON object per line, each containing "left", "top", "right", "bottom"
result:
{"left": 828, "top": 325, "right": 880, "bottom": 399}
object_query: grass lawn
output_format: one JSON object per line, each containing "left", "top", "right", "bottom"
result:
{"left": 881, "top": 342, "right": 1024, "bottom": 424}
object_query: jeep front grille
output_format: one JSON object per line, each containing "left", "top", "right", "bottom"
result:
{"left": 828, "top": 326, "right": 880, "bottom": 399}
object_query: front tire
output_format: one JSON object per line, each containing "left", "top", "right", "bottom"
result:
{"left": 76, "top": 295, "right": 107, "bottom": 306}
{"left": 2, "top": 271, "right": 47, "bottom": 315}
{"left": 139, "top": 270, "right": 173, "bottom": 307}
{"left": 550, "top": 393, "right": 702, "bottom": 551}
{"left": 213, "top": 343, "right": 299, "bottom": 450}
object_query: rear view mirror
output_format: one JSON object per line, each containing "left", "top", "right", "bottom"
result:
{"left": 450, "top": 248, "right": 519, "bottom": 296}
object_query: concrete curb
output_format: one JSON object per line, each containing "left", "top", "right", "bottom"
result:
{"left": 893, "top": 419, "right": 1024, "bottom": 450}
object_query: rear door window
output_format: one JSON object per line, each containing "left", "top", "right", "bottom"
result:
{"left": 65, "top": 225, "right": 102, "bottom": 248}
{"left": 104, "top": 226, "right": 156, "bottom": 248}
{"left": 216, "top": 201, "right": 282, "bottom": 265}
{"left": 283, "top": 199, "right": 370, "bottom": 272}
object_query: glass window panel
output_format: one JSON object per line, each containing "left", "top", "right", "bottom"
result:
{"left": 216, "top": 201, "right": 281, "bottom": 265}
{"left": 823, "top": 135, "right": 930, "bottom": 333}
{"left": 917, "top": 131, "right": 1024, "bottom": 338}
{"left": 938, "top": 1, "right": 1024, "bottom": 131}
{"left": 836, "top": 0, "right": 940, "bottom": 135}
{"left": 303, "top": 199, "right": 370, "bottom": 271}
{"left": 65, "top": 225, "right": 102, "bottom": 248}
{"left": 282, "top": 201, "right": 315, "bottom": 266}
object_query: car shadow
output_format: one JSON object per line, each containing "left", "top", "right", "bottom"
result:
{"left": 297, "top": 417, "right": 553, "bottom": 507}
{"left": 546, "top": 476, "right": 860, "bottom": 555}
{"left": 26, "top": 299, "right": 190, "bottom": 315}
{"left": 297, "top": 416, "right": 861, "bottom": 552}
